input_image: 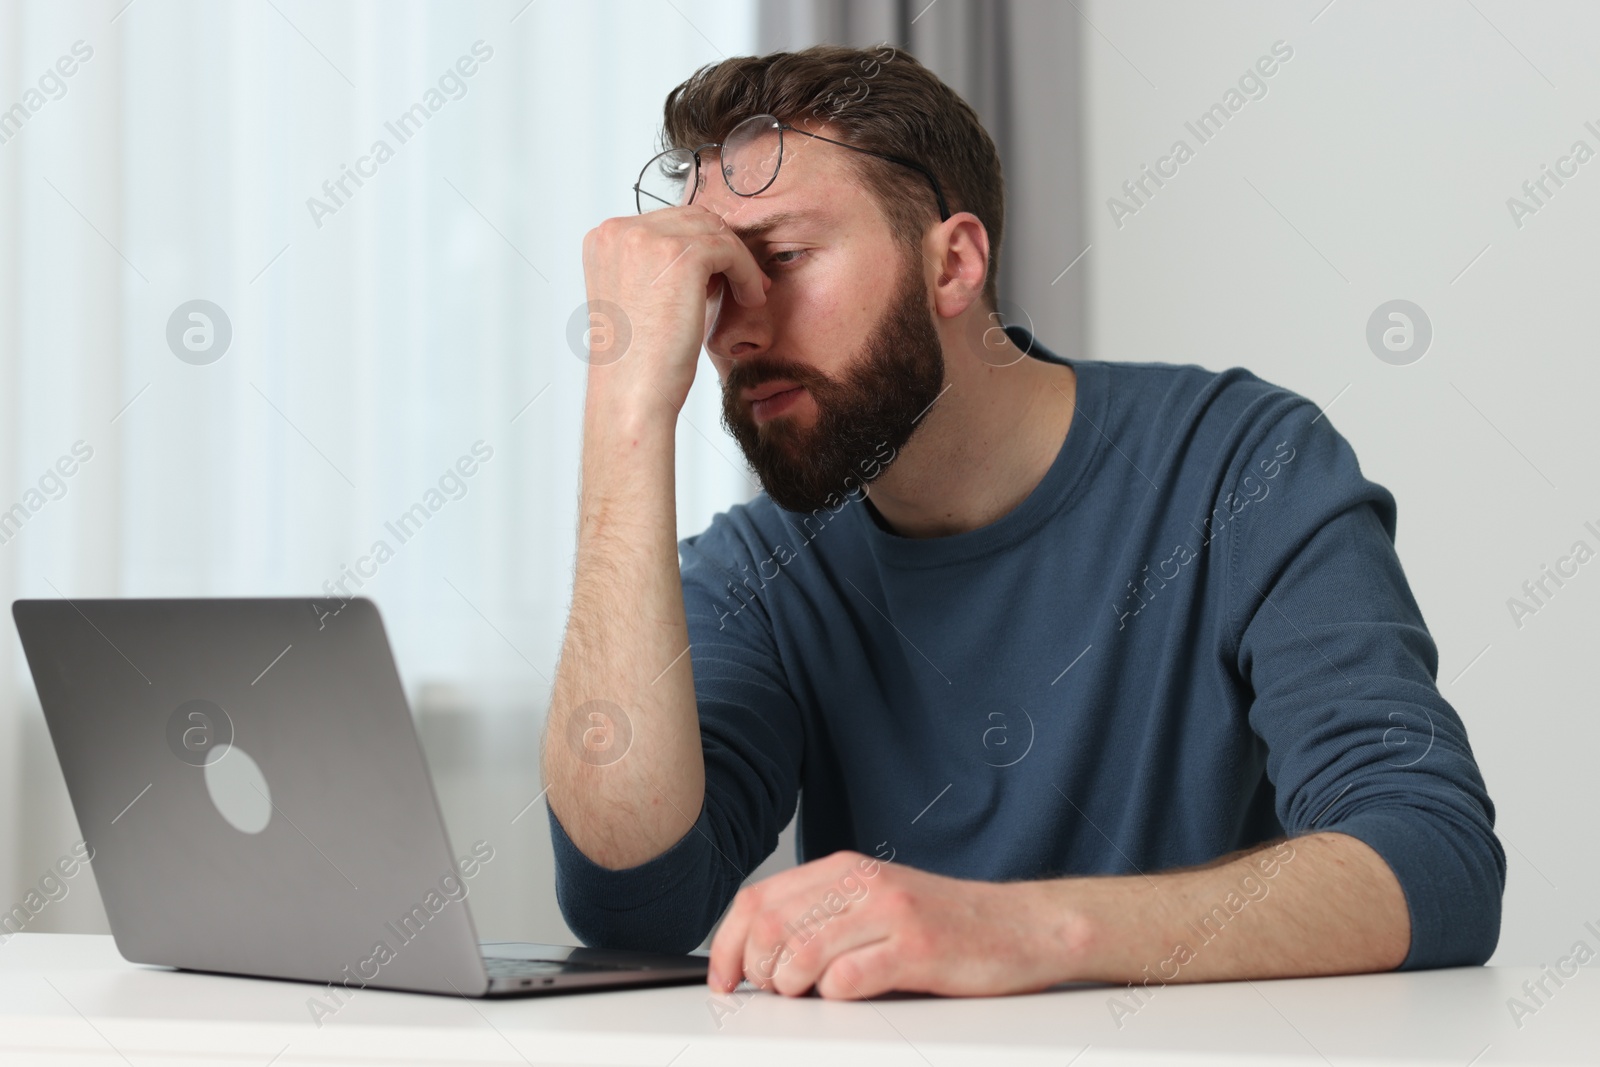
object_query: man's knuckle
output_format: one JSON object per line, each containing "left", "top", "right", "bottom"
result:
{"left": 880, "top": 886, "right": 914, "bottom": 915}
{"left": 620, "top": 225, "right": 650, "bottom": 251}
{"left": 784, "top": 935, "right": 821, "bottom": 970}
{"left": 749, "top": 913, "right": 785, "bottom": 948}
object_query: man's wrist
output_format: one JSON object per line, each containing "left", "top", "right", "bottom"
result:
{"left": 1007, "top": 876, "right": 1105, "bottom": 987}
{"left": 584, "top": 386, "right": 678, "bottom": 435}
{"left": 1017, "top": 872, "right": 1177, "bottom": 986}
{"left": 582, "top": 342, "right": 698, "bottom": 428}
{"left": 581, "top": 385, "right": 679, "bottom": 467}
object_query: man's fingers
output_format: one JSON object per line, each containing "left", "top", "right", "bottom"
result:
{"left": 736, "top": 881, "right": 825, "bottom": 991}
{"left": 701, "top": 232, "right": 768, "bottom": 308}
{"left": 677, "top": 203, "right": 767, "bottom": 307}
{"left": 715, "top": 855, "right": 891, "bottom": 995}
{"left": 613, "top": 206, "right": 767, "bottom": 308}
{"left": 814, "top": 939, "right": 904, "bottom": 1000}
{"left": 767, "top": 915, "right": 888, "bottom": 997}
{"left": 641, "top": 204, "right": 741, "bottom": 235}
{"left": 708, "top": 884, "right": 761, "bottom": 992}
{"left": 710, "top": 855, "right": 877, "bottom": 992}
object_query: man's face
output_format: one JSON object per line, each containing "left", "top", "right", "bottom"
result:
{"left": 697, "top": 130, "right": 946, "bottom": 514}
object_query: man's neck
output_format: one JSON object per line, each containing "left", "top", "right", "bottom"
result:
{"left": 863, "top": 328, "right": 1077, "bottom": 539}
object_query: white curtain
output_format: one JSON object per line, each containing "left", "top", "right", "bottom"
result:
{"left": 0, "top": 0, "right": 756, "bottom": 939}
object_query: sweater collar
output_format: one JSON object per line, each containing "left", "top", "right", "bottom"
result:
{"left": 848, "top": 325, "right": 1109, "bottom": 569}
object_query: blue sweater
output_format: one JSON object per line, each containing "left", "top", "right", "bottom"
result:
{"left": 549, "top": 328, "right": 1504, "bottom": 969}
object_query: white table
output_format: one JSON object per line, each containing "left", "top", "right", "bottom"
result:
{"left": 0, "top": 934, "right": 1591, "bottom": 1065}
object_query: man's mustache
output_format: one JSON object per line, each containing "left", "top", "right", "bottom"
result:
{"left": 723, "top": 359, "right": 833, "bottom": 396}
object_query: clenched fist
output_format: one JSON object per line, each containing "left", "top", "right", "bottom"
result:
{"left": 580, "top": 205, "right": 770, "bottom": 423}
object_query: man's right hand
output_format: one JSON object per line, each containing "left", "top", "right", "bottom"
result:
{"left": 579, "top": 205, "right": 769, "bottom": 423}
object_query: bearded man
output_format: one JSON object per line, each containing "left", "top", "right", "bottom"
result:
{"left": 541, "top": 44, "right": 1503, "bottom": 1000}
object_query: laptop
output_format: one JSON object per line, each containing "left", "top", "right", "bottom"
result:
{"left": 11, "top": 596, "right": 709, "bottom": 998}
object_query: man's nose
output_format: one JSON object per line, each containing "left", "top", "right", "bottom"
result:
{"left": 705, "top": 274, "right": 772, "bottom": 362}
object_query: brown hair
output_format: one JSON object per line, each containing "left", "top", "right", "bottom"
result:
{"left": 661, "top": 44, "right": 1005, "bottom": 307}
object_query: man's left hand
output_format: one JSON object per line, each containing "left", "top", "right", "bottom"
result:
{"left": 706, "top": 850, "right": 1076, "bottom": 999}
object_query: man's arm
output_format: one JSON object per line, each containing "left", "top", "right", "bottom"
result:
{"left": 1052, "top": 831, "right": 1408, "bottom": 984}
{"left": 546, "top": 387, "right": 699, "bottom": 869}
{"left": 705, "top": 831, "right": 1405, "bottom": 998}
{"left": 542, "top": 208, "right": 769, "bottom": 870}
{"left": 1225, "top": 399, "right": 1504, "bottom": 969}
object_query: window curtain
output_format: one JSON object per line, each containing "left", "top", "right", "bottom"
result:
{"left": 0, "top": 0, "right": 756, "bottom": 939}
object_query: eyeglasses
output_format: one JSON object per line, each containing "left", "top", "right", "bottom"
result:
{"left": 633, "top": 113, "right": 951, "bottom": 221}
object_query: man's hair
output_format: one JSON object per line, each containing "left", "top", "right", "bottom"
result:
{"left": 661, "top": 44, "right": 1005, "bottom": 307}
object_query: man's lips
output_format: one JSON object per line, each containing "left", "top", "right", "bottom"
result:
{"left": 742, "top": 379, "right": 804, "bottom": 403}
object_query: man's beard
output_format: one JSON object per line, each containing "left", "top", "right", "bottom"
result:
{"left": 720, "top": 257, "right": 945, "bottom": 515}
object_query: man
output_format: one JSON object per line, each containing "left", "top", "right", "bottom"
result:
{"left": 542, "top": 44, "right": 1503, "bottom": 1001}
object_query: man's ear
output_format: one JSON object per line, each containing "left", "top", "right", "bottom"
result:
{"left": 928, "top": 212, "right": 991, "bottom": 321}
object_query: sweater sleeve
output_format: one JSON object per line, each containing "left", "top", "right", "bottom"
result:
{"left": 1225, "top": 397, "right": 1505, "bottom": 969}
{"left": 548, "top": 518, "right": 806, "bottom": 954}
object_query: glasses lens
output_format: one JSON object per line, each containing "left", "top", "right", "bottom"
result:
{"left": 636, "top": 148, "right": 696, "bottom": 212}
{"left": 721, "top": 115, "right": 783, "bottom": 196}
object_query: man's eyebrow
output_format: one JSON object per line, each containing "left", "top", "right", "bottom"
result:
{"left": 728, "top": 211, "right": 815, "bottom": 241}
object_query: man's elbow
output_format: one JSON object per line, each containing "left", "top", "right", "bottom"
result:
{"left": 1450, "top": 840, "right": 1505, "bottom": 968}
{"left": 1401, "top": 824, "right": 1506, "bottom": 970}
{"left": 554, "top": 881, "right": 717, "bottom": 956}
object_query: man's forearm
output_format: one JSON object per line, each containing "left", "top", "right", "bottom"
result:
{"left": 1031, "top": 832, "right": 1410, "bottom": 984}
{"left": 542, "top": 403, "right": 706, "bottom": 870}
{"left": 545, "top": 209, "right": 771, "bottom": 875}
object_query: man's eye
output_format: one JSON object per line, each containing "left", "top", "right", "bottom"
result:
{"left": 768, "top": 249, "right": 806, "bottom": 267}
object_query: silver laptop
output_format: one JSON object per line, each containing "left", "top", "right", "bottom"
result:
{"left": 12, "top": 596, "right": 708, "bottom": 997}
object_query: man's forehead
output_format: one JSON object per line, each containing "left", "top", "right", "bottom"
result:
{"left": 723, "top": 208, "right": 830, "bottom": 241}
{"left": 695, "top": 175, "right": 840, "bottom": 237}
{"left": 696, "top": 133, "right": 862, "bottom": 235}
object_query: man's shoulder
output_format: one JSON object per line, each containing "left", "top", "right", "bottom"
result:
{"left": 1087, "top": 356, "right": 1306, "bottom": 415}
{"left": 1062, "top": 356, "right": 1352, "bottom": 515}
{"left": 1014, "top": 329, "right": 1309, "bottom": 425}
{"left": 1081, "top": 356, "right": 1323, "bottom": 452}
{"left": 1086, "top": 355, "right": 1387, "bottom": 531}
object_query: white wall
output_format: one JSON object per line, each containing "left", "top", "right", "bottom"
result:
{"left": 1082, "top": 0, "right": 1599, "bottom": 965}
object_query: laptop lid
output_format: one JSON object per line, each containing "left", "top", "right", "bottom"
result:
{"left": 12, "top": 596, "right": 492, "bottom": 996}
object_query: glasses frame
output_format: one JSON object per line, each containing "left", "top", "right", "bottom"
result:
{"left": 633, "top": 115, "right": 952, "bottom": 222}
